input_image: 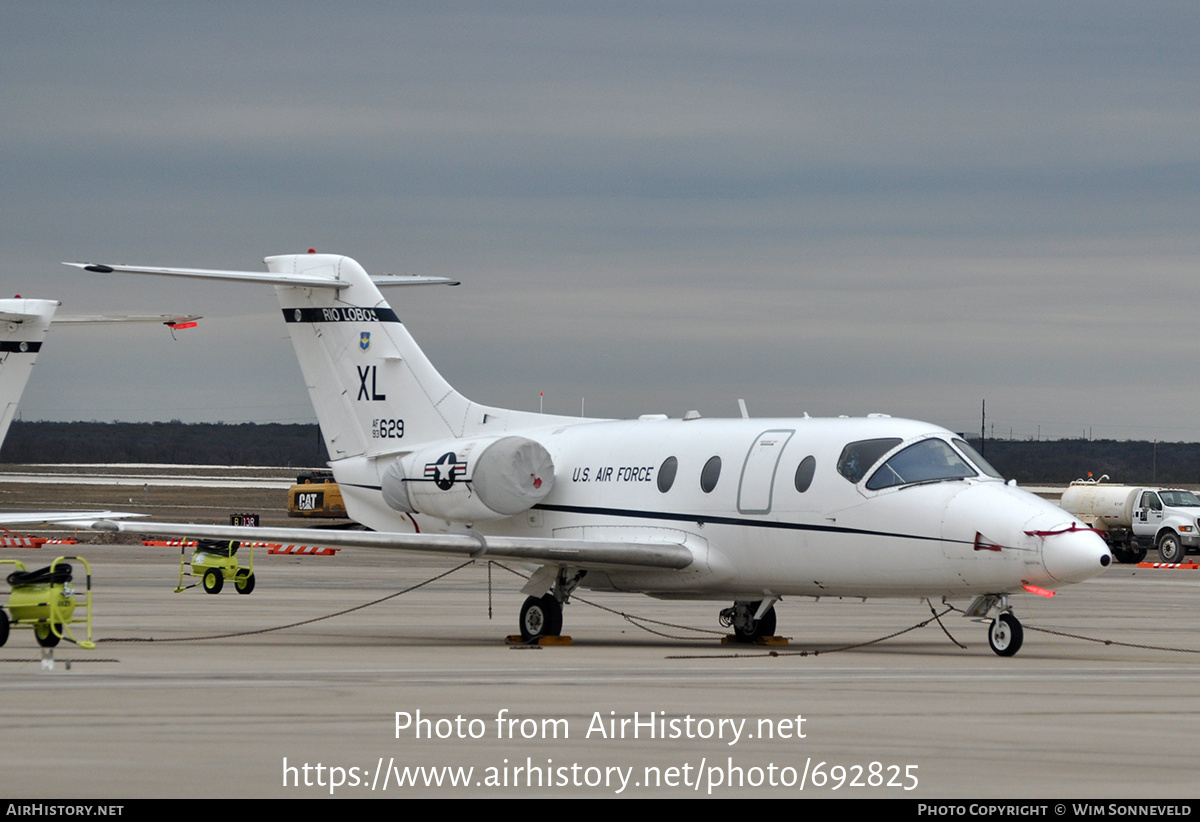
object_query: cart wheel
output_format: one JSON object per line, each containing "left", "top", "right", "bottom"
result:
{"left": 0, "top": 610, "right": 8, "bottom": 648}
{"left": 34, "top": 623, "right": 61, "bottom": 648}
{"left": 235, "top": 571, "right": 256, "bottom": 595}
{"left": 203, "top": 567, "right": 224, "bottom": 594}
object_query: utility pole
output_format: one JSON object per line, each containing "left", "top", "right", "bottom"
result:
{"left": 981, "top": 399, "right": 986, "bottom": 457}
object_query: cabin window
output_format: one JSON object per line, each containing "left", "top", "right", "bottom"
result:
{"left": 837, "top": 438, "right": 901, "bottom": 484}
{"left": 700, "top": 456, "right": 722, "bottom": 493}
{"left": 865, "top": 438, "right": 976, "bottom": 490}
{"left": 658, "top": 456, "right": 678, "bottom": 493}
{"left": 794, "top": 456, "right": 816, "bottom": 493}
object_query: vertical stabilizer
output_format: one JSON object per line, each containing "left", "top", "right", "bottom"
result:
{"left": 0, "top": 299, "right": 58, "bottom": 448}
{"left": 66, "top": 253, "right": 583, "bottom": 464}
{"left": 268, "top": 254, "right": 474, "bottom": 459}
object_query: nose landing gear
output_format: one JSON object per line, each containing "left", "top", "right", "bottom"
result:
{"left": 967, "top": 594, "right": 1024, "bottom": 657}
{"left": 987, "top": 611, "right": 1023, "bottom": 657}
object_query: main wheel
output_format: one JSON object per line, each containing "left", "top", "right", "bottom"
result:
{"left": 732, "top": 601, "right": 777, "bottom": 643}
{"left": 202, "top": 567, "right": 224, "bottom": 594}
{"left": 1158, "top": 532, "right": 1187, "bottom": 564}
{"left": 34, "top": 623, "right": 62, "bottom": 648}
{"left": 235, "top": 570, "right": 256, "bottom": 595}
{"left": 0, "top": 610, "right": 8, "bottom": 648}
{"left": 519, "top": 594, "right": 563, "bottom": 642}
{"left": 987, "top": 612, "right": 1023, "bottom": 657}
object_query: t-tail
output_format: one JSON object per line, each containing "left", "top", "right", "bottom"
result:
{"left": 66, "top": 253, "right": 571, "bottom": 461}
{"left": 0, "top": 299, "right": 58, "bottom": 448}
{"left": 270, "top": 253, "right": 478, "bottom": 459}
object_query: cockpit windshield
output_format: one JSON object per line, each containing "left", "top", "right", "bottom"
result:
{"left": 866, "top": 438, "right": 977, "bottom": 490}
{"left": 1159, "top": 490, "right": 1200, "bottom": 507}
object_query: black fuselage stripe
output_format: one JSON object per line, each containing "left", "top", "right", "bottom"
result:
{"left": 532, "top": 503, "right": 963, "bottom": 545}
{"left": 282, "top": 307, "right": 401, "bottom": 324}
{"left": 340, "top": 483, "right": 967, "bottom": 546}
{"left": 0, "top": 341, "right": 41, "bottom": 353}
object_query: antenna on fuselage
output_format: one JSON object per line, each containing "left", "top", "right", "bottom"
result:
{"left": 738, "top": 398, "right": 749, "bottom": 419}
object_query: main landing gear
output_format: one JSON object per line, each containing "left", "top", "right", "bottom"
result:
{"left": 519, "top": 594, "right": 562, "bottom": 641}
{"left": 719, "top": 600, "right": 778, "bottom": 643}
{"left": 518, "top": 568, "right": 586, "bottom": 642}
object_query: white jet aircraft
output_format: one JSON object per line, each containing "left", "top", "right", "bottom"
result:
{"left": 0, "top": 298, "right": 195, "bottom": 526}
{"left": 68, "top": 253, "right": 1111, "bottom": 656}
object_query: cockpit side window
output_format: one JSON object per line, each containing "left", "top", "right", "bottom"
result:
{"left": 952, "top": 439, "right": 1004, "bottom": 479}
{"left": 837, "top": 439, "right": 902, "bottom": 484}
{"left": 865, "top": 438, "right": 976, "bottom": 491}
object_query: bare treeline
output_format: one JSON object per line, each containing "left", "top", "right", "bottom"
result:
{"left": 2, "top": 422, "right": 1197, "bottom": 485}
{"left": 0, "top": 421, "right": 328, "bottom": 467}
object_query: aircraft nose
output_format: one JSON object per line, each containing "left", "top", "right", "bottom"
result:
{"left": 1039, "top": 524, "right": 1112, "bottom": 585}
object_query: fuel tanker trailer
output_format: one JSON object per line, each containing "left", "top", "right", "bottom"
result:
{"left": 1060, "top": 478, "right": 1200, "bottom": 563}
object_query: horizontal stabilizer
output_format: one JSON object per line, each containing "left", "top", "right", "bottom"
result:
{"left": 64, "top": 262, "right": 458, "bottom": 290}
{"left": 53, "top": 314, "right": 202, "bottom": 326}
{"left": 0, "top": 510, "right": 146, "bottom": 527}
{"left": 88, "top": 519, "right": 694, "bottom": 570}
{"left": 371, "top": 274, "right": 460, "bottom": 287}
{"left": 0, "top": 305, "right": 61, "bottom": 324}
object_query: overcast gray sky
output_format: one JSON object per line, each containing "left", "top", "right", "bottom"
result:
{"left": 4, "top": 2, "right": 1199, "bottom": 441}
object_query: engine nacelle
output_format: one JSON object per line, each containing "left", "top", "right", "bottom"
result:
{"left": 381, "top": 435, "right": 555, "bottom": 523}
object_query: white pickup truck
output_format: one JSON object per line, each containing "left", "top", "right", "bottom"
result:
{"left": 1060, "top": 480, "right": 1200, "bottom": 563}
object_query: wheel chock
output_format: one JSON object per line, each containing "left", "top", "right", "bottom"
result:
{"left": 721, "top": 634, "right": 789, "bottom": 646}
{"left": 505, "top": 635, "right": 574, "bottom": 646}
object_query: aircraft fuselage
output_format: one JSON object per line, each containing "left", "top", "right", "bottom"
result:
{"left": 335, "top": 415, "right": 1106, "bottom": 601}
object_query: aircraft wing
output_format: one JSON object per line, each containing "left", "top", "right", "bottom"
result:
{"left": 0, "top": 511, "right": 146, "bottom": 527}
{"left": 88, "top": 519, "right": 693, "bottom": 570}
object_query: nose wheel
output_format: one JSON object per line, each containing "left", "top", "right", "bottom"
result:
{"left": 987, "top": 612, "right": 1023, "bottom": 657}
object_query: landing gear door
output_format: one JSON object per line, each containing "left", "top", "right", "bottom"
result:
{"left": 737, "top": 430, "right": 794, "bottom": 515}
